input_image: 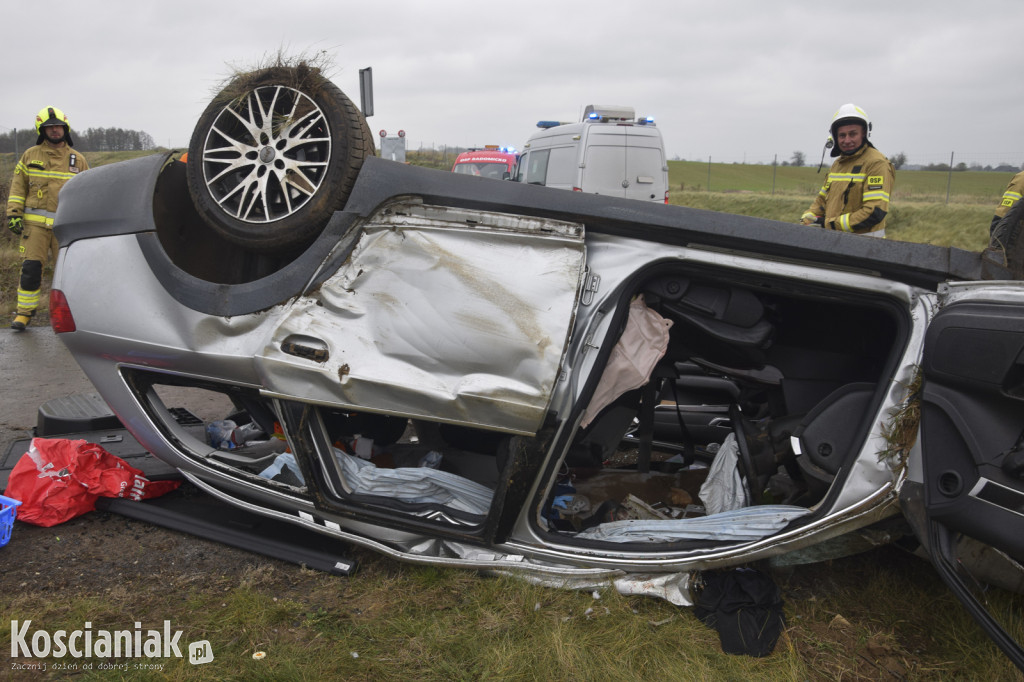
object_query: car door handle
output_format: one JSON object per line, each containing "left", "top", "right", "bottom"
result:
{"left": 280, "top": 335, "right": 330, "bottom": 363}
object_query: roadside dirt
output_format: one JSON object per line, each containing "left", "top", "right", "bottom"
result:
{"left": 0, "top": 326, "right": 334, "bottom": 592}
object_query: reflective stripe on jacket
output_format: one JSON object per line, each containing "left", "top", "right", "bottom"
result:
{"left": 803, "top": 145, "right": 895, "bottom": 234}
{"left": 990, "top": 170, "right": 1024, "bottom": 235}
{"left": 6, "top": 142, "right": 89, "bottom": 222}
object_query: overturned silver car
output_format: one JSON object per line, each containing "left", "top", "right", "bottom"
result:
{"left": 48, "top": 67, "right": 1024, "bottom": 666}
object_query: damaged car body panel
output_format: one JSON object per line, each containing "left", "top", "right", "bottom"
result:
{"left": 257, "top": 201, "right": 586, "bottom": 436}
{"left": 50, "top": 148, "right": 1024, "bottom": 664}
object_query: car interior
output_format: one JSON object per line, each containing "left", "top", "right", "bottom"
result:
{"left": 552, "top": 270, "right": 901, "bottom": 537}
{"left": 134, "top": 263, "right": 906, "bottom": 545}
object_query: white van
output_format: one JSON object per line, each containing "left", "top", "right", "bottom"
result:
{"left": 515, "top": 105, "right": 669, "bottom": 203}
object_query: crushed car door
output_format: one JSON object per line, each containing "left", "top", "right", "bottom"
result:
{"left": 255, "top": 201, "right": 586, "bottom": 436}
{"left": 918, "top": 282, "right": 1024, "bottom": 669}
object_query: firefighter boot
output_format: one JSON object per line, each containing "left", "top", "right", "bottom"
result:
{"left": 11, "top": 311, "right": 33, "bottom": 331}
{"left": 14, "top": 278, "right": 42, "bottom": 331}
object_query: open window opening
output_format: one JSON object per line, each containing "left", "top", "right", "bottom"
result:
{"left": 139, "top": 379, "right": 304, "bottom": 494}
{"left": 129, "top": 370, "right": 515, "bottom": 527}
{"left": 547, "top": 269, "right": 904, "bottom": 544}
{"left": 307, "top": 410, "right": 509, "bottom": 525}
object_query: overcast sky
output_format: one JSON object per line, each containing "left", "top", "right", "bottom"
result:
{"left": 4, "top": 1, "right": 1022, "bottom": 168}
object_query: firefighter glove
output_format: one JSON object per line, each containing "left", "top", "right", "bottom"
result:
{"left": 7, "top": 216, "right": 23, "bottom": 236}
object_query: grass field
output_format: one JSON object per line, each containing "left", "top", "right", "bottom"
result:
{"left": 4, "top": 543, "right": 1023, "bottom": 681}
{"left": 668, "top": 159, "right": 1014, "bottom": 204}
{"left": 665, "top": 160, "right": 1008, "bottom": 253}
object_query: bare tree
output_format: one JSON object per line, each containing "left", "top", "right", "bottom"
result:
{"left": 75, "top": 127, "right": 158, "bottom": 152}
{"left": 790, "top": 151, "right": 806, "bottom": 167}
{"left": 890, "top": 152, "right": 907, "bottom": 170}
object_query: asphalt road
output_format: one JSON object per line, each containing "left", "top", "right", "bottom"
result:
{"left": 0, "top": 324, "right": 96, "bottom": 447}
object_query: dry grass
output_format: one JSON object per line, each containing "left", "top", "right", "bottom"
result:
{"left": 3, "top": 536, "right": 1021, "bottom": 681}
{"left": 879, "top": 369, "right": 922, "bottom": 477}
{"left": 210, "top": 49, "right": 337, "bottom": 108}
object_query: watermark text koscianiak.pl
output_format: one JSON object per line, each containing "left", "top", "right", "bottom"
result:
{"left": 10, "top": 620, "right": 214, "bottom": 665}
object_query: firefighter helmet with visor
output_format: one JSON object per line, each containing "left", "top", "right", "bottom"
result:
{"left": 35, "top": 106, "right": 74, "bottom": 146}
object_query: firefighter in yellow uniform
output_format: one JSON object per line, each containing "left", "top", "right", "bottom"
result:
{"left": 6, "top": 106, "right": 89, "bottom": 330}
{"left": 801, "top": 103, "right": 895, "bottom": 238}
{"left": 990, "top": 170, "right": 1024, "bottom": 239}
{"left": 985, "top": 169, "right": 1024, "bottom": 275}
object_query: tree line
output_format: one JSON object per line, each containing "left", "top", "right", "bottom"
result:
{"left": 784, "top": 150, "right": 1020, "bottom": 172}
{"left": 0, "top": 127, "right": 157, "bottom": 153}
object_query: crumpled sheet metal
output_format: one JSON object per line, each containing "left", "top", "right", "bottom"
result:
{"left": 491, "top": 569, "right": 694, "bottom": 606}
{"left": 258, "top": 210, "right": 585, "bottom": 435}
{"left": 188, "top": 470, "right": 690, "bottom": 607}
{"left": 613, "top": 572, "right": 694, "bottom": 606}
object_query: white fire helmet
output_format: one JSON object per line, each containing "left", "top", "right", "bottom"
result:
{"left": 829, "top": 103, "right": 871, "bottom": 156}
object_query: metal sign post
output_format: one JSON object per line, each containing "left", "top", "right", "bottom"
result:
{"left": 359, "top": 67, "right": 374, "bottom": 117}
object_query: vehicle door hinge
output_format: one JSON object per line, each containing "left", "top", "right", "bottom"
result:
{"left": 581, "top": 310, "right": 606, "bottom": 358}
{"left": 581, "top": 269, "right": 601, "bottom": 306}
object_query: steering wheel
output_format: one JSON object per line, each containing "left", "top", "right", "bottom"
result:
{"left": 728, "top": 404, "right": 762, "bottom": 505}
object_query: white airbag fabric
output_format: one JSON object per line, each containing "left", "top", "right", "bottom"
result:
{"left": 580, "top": 295, "right": 672, "bottom": 428}
{"left": 698, "top": 433, "right": 748, "bottom": 515}
{"left": 576, "top": 505, "right": 810, "bottom": 543}
{"left": 333, "top": 448, "right": 494, "bottom": 515}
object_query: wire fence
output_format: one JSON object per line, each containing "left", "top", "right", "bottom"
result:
{"left": 680, "top": 151, "right": 1024, "bottom": 171}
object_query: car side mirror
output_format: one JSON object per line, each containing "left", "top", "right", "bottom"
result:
{"left": 502, "top": 171, "right": 511, "bottom": 180}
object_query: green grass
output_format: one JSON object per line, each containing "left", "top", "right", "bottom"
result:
{"left": 4, "top": 549, "right": 1021, "bottom": 680}
{"left": 666, "top": 190, "right": 993, "bottom": 251}
{"left": 668, "top": 159, "right": 1015, "bottom": 205}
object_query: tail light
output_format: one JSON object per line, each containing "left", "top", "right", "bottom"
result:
{"left": 572, "top": 187, "right": 582, "bottom": 192}
{"left": 664, "top": 190, "right": 670, "bottom": 204}
{"left": 49, "top": 289, "right": 76, "bottom": 333}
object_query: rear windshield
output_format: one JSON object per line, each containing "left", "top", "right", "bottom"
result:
{"left": 453, "top": 162, "right": 511, "bottom": 179}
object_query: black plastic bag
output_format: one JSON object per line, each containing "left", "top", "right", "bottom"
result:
{"left": 693, "top": 567, "right": 785, "bottom": 657}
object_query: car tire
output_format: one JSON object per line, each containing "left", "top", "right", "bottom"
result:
{"left": 186, "top": 66, "right": 375, "bottom": 252}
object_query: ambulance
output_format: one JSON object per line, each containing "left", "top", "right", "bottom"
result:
{"left": 450, "top": 146, "right": 519, "bottom": 180}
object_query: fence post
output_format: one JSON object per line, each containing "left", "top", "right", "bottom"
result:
{"left": 707, "top": 157, "right": 711, "bottom": 192}
{"left": 945, "top": 151, "right": 954, "bottom": 204}
{"left": 771, "top": 154, "right": 777, "bottom": 196}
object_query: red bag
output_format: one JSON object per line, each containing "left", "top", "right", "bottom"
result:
{"left": 4, "top": 438, "right": 181, "bottom": 527}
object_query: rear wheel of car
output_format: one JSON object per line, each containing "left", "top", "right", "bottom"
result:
{"left": 186, "top": 66, "right": 374, "bottom": 252}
